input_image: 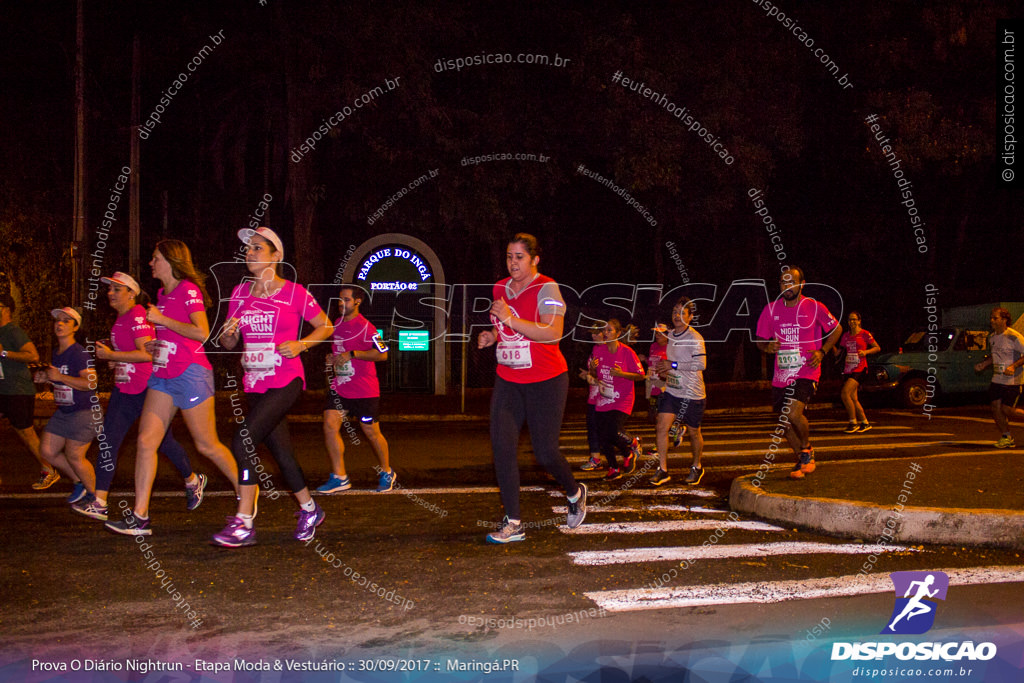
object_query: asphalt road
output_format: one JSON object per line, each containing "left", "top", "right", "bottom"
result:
{"left": 1, "top": 403, "right": 1022, "bottom": 681}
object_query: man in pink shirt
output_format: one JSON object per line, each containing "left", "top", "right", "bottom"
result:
{"left": 756, "top": 266, "right": 841, "bottom": 479}
{"left": 317, "top": 286, "right": 393, "bottom": 493}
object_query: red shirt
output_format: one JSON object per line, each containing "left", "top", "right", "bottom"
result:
{"left": 491, "top": 274, "right": 568, "bottom": 384}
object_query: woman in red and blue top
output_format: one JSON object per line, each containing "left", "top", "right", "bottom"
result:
{"left": 211, "top": 227, "right": 333, "bottom": 547}
{"left": 106, "top": 240, "right": 239, "bottom": 536}
{"left": 834, "top": 311, "right": 880, "bottom": 433}
{"left": 477, "top": 233, "right": 587, "bottom": 543}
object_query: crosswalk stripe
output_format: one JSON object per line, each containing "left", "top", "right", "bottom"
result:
{"left": 565, "top": 441, "right": 950, "bottom": 461}
{"left": 586, "top": 565, "right": 1024, "bottom": 612}
{"left": 0, "top": 485, "right": 547, "bottom": 500}
{"left": 568, "top": 541, "right": 919, "bottom": 566}
{"left": 559, "top": 434, "right": 952, "bottom": 446}
{"left": 561, "top": 519, "right": 786, "bottom": 534}
{"left": 551, "top": 504, "right": 726, "bottom": 515}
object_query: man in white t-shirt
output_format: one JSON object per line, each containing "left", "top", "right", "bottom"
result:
{"left": 973, "top": 307, "right": 1024, "bottom": 448}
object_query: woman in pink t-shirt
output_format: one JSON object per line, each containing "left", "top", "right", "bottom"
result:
{"left": 211, "top": 227, "right": 333, "bottom": 548}
{"left": 833, "top": 311, "right": 880, "bottom": 433}
{"left": 588, "top": 318, "right": 645, "bottom": 480}
{"left": 106, "top": 240, "right": 238, "bottom": 536}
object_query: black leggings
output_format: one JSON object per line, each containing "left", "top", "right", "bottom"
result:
{"left": 490, "top": 373, "right": 578, "bottom": 520}
{"left": 232, "top": 378, "right": 307, "bottom": 493}
{"left": 595, "top": 409, "right": 632, "bottom": 467}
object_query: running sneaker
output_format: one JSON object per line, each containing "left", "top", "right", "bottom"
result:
{"left": 211, "top": 516, "right": 256, "bottom": 547}
{"left": 105, "top": 512, "right": 152, "bottom": 536}
{"left": 486, "top": 516, "right": 525, "bottom": 544}
{"left": 580, "top": 456, "right": 604, "bottom": 471}
{"left": 843, "top": 423, "right": 859, "bottom": 434}
{"left": 185, "top": 473, "right": 207, "bottom": 511}
{"left": 315, "top": 474, "right": 352, "bottom": 493}
{"left": 294, "top": 503, "right": 325, "bottom": 541}
{"left": 604, "top": 467, "right": 622, "bottom": 481}
{"left": 856, "top": 422, "right": 872, "bottom": 433}
{"left": 566, "top": 483, "right": 587, "bottom": 529}
{"left": 32, "top": 469, "right": 60, "bottom": 490}
{"left": 649, "top": 468, "right": 671, "bottom": 486}
{"left": 789, "top": 449, "right": 816, "bottom": 479}
{"left": 71, "top": 496, "right": 108, "bottom": 521}
{"left": 994, "top": 435, "right": 1016, "bottom": 449}
{"left": 623, "top": 438, "right": 641, "bottom": 473}
{"left": 66, "top": 482, "right": 88, "bottom": 504}
{"left": 376, "top": 470, "right": 396, "bottom": 492}
{"left": 669, "top": 422, "right": 686, "bottom": 448}
{"left": 685, "top": 466, "right": 704, "bottom": 485}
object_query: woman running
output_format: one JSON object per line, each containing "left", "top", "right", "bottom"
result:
{"left": 211, "top": 227, "right": 333, "bottom": 547}
{"left": 35, "top": 307, "right": 99, "bottom": 506}
{"left": 106, "top": 240, "right": 238, "bottom": 536}
{"left": 835, "top": 311, "right": 880, "bottom": 433}
{"left": 72, "top": 272, "right": 204, "bottom": 521}
{"left": 589, "top": 318, "right": 645, "bottom": 480}
{"left": 477, "top": 233, "right": 587, "bottom": 543}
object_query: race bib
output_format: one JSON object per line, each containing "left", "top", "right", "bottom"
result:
{"left": 777, "top": 349, "right": 803, "bottom": 369}
{"left": 993, "top": 363, "right": 1007, "bottom": 375}
{"left": 599, "top": 380, "right": 615, "bottom": 399}
{"left": 242, "top": 342, "right": 277, "bottom": 372}
{"left": 54, "top": 384, "right": 73, "bottom": 406}
{"left": 496, "top": 340, "right": 532, "bottom": 369}
{"left": 151, "top": 340, "right": 175, "bottom": 369}
{"left": 335, "top": 359, "right": 355, "bottom": 378}
{"left": 666, "top": 371, "right": 684, "bottom": 390}
{"left": 0, "top": 362, "right": 4, "bottom": 380}
{"left": 114, "top": 362, "right": 130, "bottom": 384}
{"left": 845, "top": 352, "right": 861, "bottom": 372}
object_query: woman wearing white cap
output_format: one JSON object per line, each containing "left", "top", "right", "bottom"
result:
{"left": 106, "top": 240, "right": 238, "bottom": 536}
{"left": 71, "top": 272, "right": 206, "bottom": 522}
{"left": 211, "top": 227, "right": 333, "bottom": 547}
{"left": 34, "top": 307, "right": 100, "bottom": 506}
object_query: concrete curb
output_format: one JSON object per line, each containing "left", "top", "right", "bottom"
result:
{"left": 729, "top": 473, "right": 1024, "bottom": 550}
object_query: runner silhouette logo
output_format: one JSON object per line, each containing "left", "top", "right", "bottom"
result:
{"left": 881, "top": 571, "right": 949, "bottom": 635}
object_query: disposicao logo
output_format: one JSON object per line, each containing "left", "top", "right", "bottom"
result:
{"left": 882, "top": 570, "right": 948, "bottom": 635}
{"left": 831, "top": 570, "right": 997, "bottom": 662}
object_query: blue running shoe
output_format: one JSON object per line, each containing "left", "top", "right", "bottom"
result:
{"left": 66, "top": 482, "right": 87, "bottom": 504}
{"left": 316, "top": 474, "right": 351, "bottom": 494}
{"left": 376, "top": 470, "right": 396, "bottom": 492}
{"left": 185, "top": 473, "right": 207, "bottom": 511}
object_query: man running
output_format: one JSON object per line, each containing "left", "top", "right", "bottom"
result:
{"left": 0, "top": 293, "right": 57, "bottom": 489}
{"left": 974, "top": 307, "right": 1024, "bottom": 448}
{"left": 756, "top": 267, "right": 841, "bottom": 479}
{"left": 317, "top": 286, "right": 394, "bottom": 493}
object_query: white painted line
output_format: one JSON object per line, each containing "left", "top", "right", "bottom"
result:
{"left": 560, "top": 434, "right": 951, "bottom": 447}
{"left": 561, "top": 519, "right": 786, "bottom": 534}
{"left": 0, "top": 485, "right": 547, "bottom": 500}
{"left": 568, "top": 541, "right": 919, "bottom": 566}
{"left": 880, "top": 410, "right": 1024, "bottom": 426}
{"left": 586, "top": 565, "right": 1024, "bottom": 612}
{"left": 550, "top": 487, "right": 720, "bottom": 499}
{"left": 551, "top": 504, "right": 727, "bottom": 515}
{"left": 566, "top": 441, "right": 949, "bottom": 461}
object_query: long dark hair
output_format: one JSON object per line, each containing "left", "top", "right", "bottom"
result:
{"left": 156, "top": 239, "right": 210, "bottom": 306}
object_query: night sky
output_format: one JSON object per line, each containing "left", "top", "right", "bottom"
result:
{"left": 1, "top": 1, "right": 1020, "bottom": 364}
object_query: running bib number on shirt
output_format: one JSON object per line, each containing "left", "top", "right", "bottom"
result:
{"left": 599, "top": 380, "right": 615, "bottom": 399}
{"left": 335, "top": 359, "right": 355, "bottom": 378}
{"left": 845, "top": 352, "right": 861, "bottom": 371}
{"left": 993, "top": 363, "right": 1007, "bottom": 375}
{"left": 151, "top": 340, "right": 174, "bottom": 369}
{"left": 666, "top": 371, "right": 684, "bottom": 390}
{"left": 242, "top": 342, "right": 277, "bottom": 372}
{"left": 777, "top": 349, "right": 803, "bottom": 369}
{"left": 496, "top": 341, "right": 532, "bottom": 369}
{"left": 114, "top": 362, "right": 130, "bottom": 384}
{"left": 53, "top": 385, "right": 73, "bottom": 406}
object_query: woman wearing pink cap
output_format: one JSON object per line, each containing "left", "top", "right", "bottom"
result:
{"left": 106, "top": 240, "right": 238, "bottom": 536}
{"left": 35, "top": 307, "right": 100, "bottom": 507}
{"left": 71, "top": 272, "right": 205, "bottom": 522}
{"left": 211, "top": 227, "right": 333, "bottom": 547}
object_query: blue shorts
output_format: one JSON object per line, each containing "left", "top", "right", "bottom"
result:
{"left": 148, "top": 364, "right": 215, "bottom": 410}
{"left": 44, "top": 408, "right": 102, "bottom": 443}
{"left": 656, "top": 393, "right": 705, "bottom": 428}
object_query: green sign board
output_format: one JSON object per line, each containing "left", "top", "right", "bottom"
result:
{"left": 398, "top": 330, "right": 430, "bottom": 351}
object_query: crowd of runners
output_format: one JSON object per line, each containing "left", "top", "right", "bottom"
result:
{"left": 1, "top": 231, "right": 1022, "bottom": 546}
